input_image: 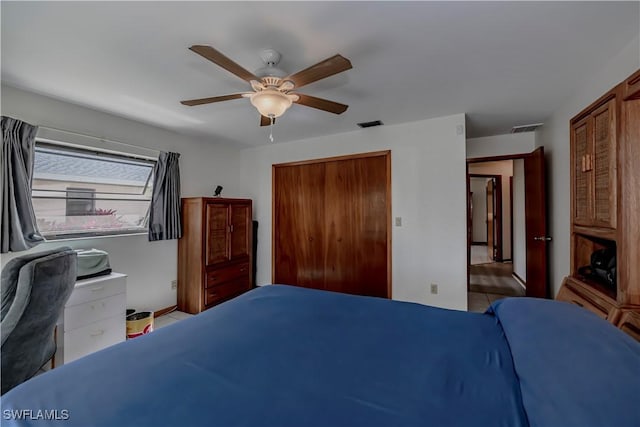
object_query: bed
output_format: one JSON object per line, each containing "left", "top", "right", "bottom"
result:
{"left": 1, "top": 285, "right": 639, "bottom": 427}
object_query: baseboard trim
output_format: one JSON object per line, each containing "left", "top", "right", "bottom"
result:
{"left": 471, "top": 242, "right": 488, "bottom": 246}
{"left": 512, "top": 272, "right": 526, "bottom": 289}
{"left": 154, "top": 305, "right": 178, "bottom": 318}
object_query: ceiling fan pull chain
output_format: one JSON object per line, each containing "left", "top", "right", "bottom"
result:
{"left": 269, "top": 116, "right": 274, "bottom": 142}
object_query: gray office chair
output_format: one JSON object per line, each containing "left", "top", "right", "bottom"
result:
{"left": 1, "top": 247, "right": 77, "bottom": 394}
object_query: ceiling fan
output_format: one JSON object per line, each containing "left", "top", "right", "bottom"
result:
{"left": 181, "top": 46, "right": 352, "bottom": 126}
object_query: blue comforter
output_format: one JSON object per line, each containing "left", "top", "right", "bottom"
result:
{"left": 2, "top": 285, "right": 639, "bottom": 427}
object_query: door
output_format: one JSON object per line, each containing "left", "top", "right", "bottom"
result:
{"left": 273, "top": 151, "right": 391, "bottom": 298}
{"left": 273, "top": 163, "right": 326, "bottom": 288}
{"left": 323, "top": 156, "right": 389, "bottom": 298}
{"left": 486, "top": 180, "right": 494, "bottom": 260}
{"left": 524, "top": 147, "right": 549, "bottom": 298}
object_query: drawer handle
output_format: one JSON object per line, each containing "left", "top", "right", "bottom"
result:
{"left": 90, "top": 286, "right": 105, "bottom": 292}
{"left": 572, "top": 300, "right": 584, "bottom": 307}
{"left": 90, "top": 330, "right": 105, "bottom": 337}
{"left": 240, "top": 268, "right": 247, "bottom": 272}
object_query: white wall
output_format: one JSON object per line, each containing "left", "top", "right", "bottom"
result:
{"left": 1, "top": 85, "right": 241, "bottom": 311}
{"left": 238, "top": 114, "right": 468, "bottom": 311}
{"left": 470, "top": 177, "right": 489, "bottom": 243}
{"left": 537, "top": 35, "right": 640, "bottom": 298}
{"left": 468, "top": 160, "right": 513, "bottom": 260}
{"left": 512, "top": 159, "right": 526, "bottom": 282}
{"left": 466, "top": 132, "right": 536, "bottom": 158}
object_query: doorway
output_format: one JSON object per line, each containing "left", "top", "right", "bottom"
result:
{"left": 469, "top": 174, "right": 502, "bottom": 264}
{"left": 466, "top": 148, "right": 549, "bottom": 312}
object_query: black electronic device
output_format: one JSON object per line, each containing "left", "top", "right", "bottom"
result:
{"left": 578, "top": 248, "right": 616, "bottom": 289}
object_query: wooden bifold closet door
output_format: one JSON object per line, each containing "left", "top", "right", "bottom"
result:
{"left": 273, "top": 151, "right": 391, "bottom": 298}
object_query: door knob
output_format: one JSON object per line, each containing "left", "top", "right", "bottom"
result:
{"left": 533, "top": 236, "right": 552, "bottom": 241}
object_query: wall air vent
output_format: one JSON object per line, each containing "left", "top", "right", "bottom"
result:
{"left": 357, "top": 120, "right": 384, "bottom": 128}
{"left": 511, "top": 123, "right": 543, "bottom": 133}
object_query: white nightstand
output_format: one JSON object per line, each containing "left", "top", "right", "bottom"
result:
{"left": 55, "top": 273, "right": 127, "bottom": 366}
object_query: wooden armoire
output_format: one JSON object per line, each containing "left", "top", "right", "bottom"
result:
{"left": 273, "top": 151, "right": 391, "bottom": 298}
{"left": 178, "top": 198, "right": 253, "bottom": 314}
{"left": 556, "top": 69, "right": 640, "bottom": 340}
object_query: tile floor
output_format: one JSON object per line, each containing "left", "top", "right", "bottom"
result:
{"left": 154, "top": 310, "right": 194, "bottom": 329}
{"left": 467, "top": 291, "right": 509, "bottom": 313}
{"left": 467, "top": 261, "right": 525, "bottom": 313}
{"left": 470, "top": 245, "right": 493, "bottom": 265}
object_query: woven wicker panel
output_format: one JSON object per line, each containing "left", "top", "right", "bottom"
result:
{"left": 574, "top": 123, "right": 589, "bottom": 223}
{"left": 594, "top": 108, "right": 614, "bottom": 227}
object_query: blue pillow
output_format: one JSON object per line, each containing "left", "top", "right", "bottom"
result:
{"left": 489, "top": 298, "right": 640, "bottom": 427}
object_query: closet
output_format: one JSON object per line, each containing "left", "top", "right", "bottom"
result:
{"left": 273, "top": 151, "right": 391, "bottom": 298}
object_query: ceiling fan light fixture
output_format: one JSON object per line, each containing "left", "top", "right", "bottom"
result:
{"left": 250, "top": 89, "right": 293, "bottom": 118}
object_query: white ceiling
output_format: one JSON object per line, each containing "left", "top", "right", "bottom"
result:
{"left": 2, "top": 2, "right": 638, "bottom": 147}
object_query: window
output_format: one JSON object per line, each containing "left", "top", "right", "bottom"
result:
{"left": 32, "top": 141, "right": 156, "bottom": 239}
{"left": 65, "top": 188, "right": 96, "bottom": 216}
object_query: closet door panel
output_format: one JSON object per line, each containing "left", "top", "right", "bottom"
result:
{"left": 273, "top": 163, "right": 326, "bottom": 288}
{"left": 324, "top": 156, "right": 389, "bottom": 297}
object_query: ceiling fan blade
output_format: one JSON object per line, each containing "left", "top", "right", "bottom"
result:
{"left": 189, "top": 45, "right": 258, "bottom": 82}
{"left": 286, "top": 54, "right": 352, "bottom": 89}
{"left": 260, "top": 115, "right": 275, "bottom": 127}
{"left": 180, "top": 93, "right": 244, "bottom": 106}
{"left": 294, "top": 93, "right": 348, "bottom": 114}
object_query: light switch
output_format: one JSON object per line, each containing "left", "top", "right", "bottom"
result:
{"left": 395, "top": 217, "right": 402, "bottom": 227}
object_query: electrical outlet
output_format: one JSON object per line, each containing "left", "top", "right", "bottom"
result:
{"left": 430, "top": 283, "right": 438, "bottom": 294}
{"left": 171, "top": 280, "right": 177, "bottom": 290}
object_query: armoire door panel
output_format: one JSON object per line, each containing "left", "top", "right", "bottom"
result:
{"left": 324, "top": 156, "right": 388, "bottom": 298}
{"left": 592, "top": 100, "right": 616, "bottom": 229}
{"left": 572, "top": 119, "right": 591, "bottom": 226}
{"left": 206, "top": 203, "right": 230, "bottom": 265}
{"left": 230, "top": 205, "right": 250, "bottom": 260}
{"left": 273, "top": 163, "right": 326, "bottom": 288}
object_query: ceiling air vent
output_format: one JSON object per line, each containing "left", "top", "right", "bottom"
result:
{"left": 357, "top": 120, "right": 384, "bottom": 128}
{"left": 511, "top": 123, "right": 543, "bottom": 133}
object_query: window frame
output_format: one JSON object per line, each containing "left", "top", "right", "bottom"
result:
{"left": 31, "top": 139, "right": 157, "bottom": 240}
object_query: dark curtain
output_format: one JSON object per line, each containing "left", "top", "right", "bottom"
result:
{"left": 148, "top": 151, "right": 182, "bottom": 241}
{"left": 1, "top": 116, "right": 44, "bottom": 253}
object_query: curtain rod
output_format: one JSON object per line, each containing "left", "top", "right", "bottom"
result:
{"left": 37, "top": 125, "right": 162, "bottom": 155}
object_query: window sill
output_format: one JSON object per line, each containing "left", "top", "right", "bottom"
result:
{"left": 43, "top": 231, "right": 148, "bottom": 242}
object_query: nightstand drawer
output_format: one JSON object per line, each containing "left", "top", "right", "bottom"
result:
{"left": 205, "top": 277, "right": 250, "bottom": 306}
{"left": 67, "top": 274, "right": 126, "bottom": 306}
{"left": 206, "top": 263, "right": 249, "bottom": 288}
{"left": 64, "top": 315, "right": 125, "bottom": 363}
{"left": 64, "top": 293, "right": 126, "bottom": 332}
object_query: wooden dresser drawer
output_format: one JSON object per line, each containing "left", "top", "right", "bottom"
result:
{"left": 617, "top": 310, "right": 640, "bottom": 341}
{"left": 206, "top": 262, "right": 249, "bottom": 288}
{"left": 556, "top": 277, "right": 616, "bottom": 321}
{"left": 205, "top": 277, "right": 250, "bottom": 307}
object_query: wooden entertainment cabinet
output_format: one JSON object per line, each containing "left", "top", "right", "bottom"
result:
{"left": 556, "top": 69, "right": 640, "bottom": 340}
{"left": 178, "top": 198, "right": 253, "bottom": 314}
